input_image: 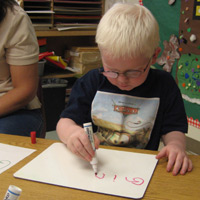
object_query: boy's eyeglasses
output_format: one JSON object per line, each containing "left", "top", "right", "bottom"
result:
{"left": 99, "top": 57, "right": 152, "bottom": 79}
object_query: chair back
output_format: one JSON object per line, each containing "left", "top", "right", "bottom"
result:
{"left": 37, "top": 79, "right": 46, "bottom": 138}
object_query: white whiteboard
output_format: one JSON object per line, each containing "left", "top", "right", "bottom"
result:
{"left": 14, "top": 143, "right": 158, "bottom": 199}
{"left": 0, "top": 143, "right": 35, "bottom": 174}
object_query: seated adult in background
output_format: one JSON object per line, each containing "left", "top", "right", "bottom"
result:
{"left": 0, "top": 0, "right": 43, "bottom": 137}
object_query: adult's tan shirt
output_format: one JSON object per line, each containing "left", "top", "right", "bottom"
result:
{"left": 0, "top": 5, "right": 41, "bottom": 109}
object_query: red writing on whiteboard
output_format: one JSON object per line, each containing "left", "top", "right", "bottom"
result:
{"left": 125, "top": 177, "right": 144, "bottom": 185}
{"left": 113, "top": 175, "right": 117, "bottom": 182}
{"left": 95, "top": 173, "right": 105, "bottom": 179}
{"left": 95, "top": 173, "right": 144, "bottom": 186}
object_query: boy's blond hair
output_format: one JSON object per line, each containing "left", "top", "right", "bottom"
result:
{"left": 96, "top": 3, "right": 160, "bottom": 59}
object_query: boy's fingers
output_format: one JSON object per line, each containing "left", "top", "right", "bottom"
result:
{"left": 72, "top": 137, "right": 92, "bottom": 161}
{"left": 156, "top": 148, "right": 167, "bottom": 159}
{"left": 180, "top": 157, "right": 193, "bottom": 175}
{"left": 80, "top": 133, "right": 94, "bottom": 157}
{"left": 179, "top": 157, "right": 189, "bottom": 175}
{"left": 166, "top": 152, "right": 177, "bottom": 173}
{"left": 188, "top": 159, "right": 193, "bottom": 172}
{"left": 172, "top": 156, "right": 183, "bottom": 175}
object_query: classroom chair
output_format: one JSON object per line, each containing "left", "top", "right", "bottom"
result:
{"left": 37, "top": 79, "right": 46, "bottom": 138}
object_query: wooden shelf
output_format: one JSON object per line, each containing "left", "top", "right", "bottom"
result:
{"left": 42, "top": 71, "right": 80, "bottom": 79}
{"left": 36, "top": 30, "right": 96, "bottom": 37}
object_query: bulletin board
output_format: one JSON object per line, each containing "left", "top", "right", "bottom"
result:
{"left": 143, "top": 0, "right": 200, "bottom": 129}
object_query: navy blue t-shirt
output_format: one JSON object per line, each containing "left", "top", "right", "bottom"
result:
{"left": 60, "top": 68, "right": 188, "bottom": 150}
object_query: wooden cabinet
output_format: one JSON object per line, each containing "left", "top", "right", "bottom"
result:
{"left": 36, "top": 30, "right": 96, "bottom": 37}
{"left": 21, "top": 0, "right": 104, "bottom": 78}
{"left": 21, "top": 0, "right": 104, "bottom": 36}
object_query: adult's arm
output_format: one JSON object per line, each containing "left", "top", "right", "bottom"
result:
{"left": 0, "top": 63, "right": 38, "bottom": 116}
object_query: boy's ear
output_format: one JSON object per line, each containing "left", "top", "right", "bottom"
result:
{"left": 151, "top": 47, "right": 161, "bottom": 64}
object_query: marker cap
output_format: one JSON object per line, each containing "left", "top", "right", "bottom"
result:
{"left": 30, "top": 131, "right": 36, "bottom": 144}
{"left": 4, "top": 185, "right": 22, "bottom": 200}
{"left": 83, "top": 122, "right": 92, "bottom": 127}
{"left": 8, "top": 185, "right": 22, "bottom": 195}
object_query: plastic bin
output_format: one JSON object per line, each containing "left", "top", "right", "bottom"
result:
{"left": 42, "top": 78, "right": 68, "bottom": 131}
{"left": 38, "top": 59, "right": 46, "bottom": 76}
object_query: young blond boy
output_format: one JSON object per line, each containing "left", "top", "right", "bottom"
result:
{"left": 57, "top": 3, "right": 192, "bottom": 176}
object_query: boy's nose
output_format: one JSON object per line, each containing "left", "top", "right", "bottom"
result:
{"left": 117, "top": 73, "right": 129, "bottom": 81}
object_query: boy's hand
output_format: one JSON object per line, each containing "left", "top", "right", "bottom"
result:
{"left": 56, "top": 118, "right": 100, "bottom": 162}
{"left": 66, "top": 128, "right": 100, "bottom": 162}
{"left": 156, "top": 143, "right": 193, "bottom": 175}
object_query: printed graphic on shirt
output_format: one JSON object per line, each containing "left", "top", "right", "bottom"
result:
{"left": 91, "top": 91, "right": 160, "bottom": 148}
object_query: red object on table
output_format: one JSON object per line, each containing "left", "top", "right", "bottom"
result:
{"left": 30, "top": 131, "right": 36, "bottom": 144}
